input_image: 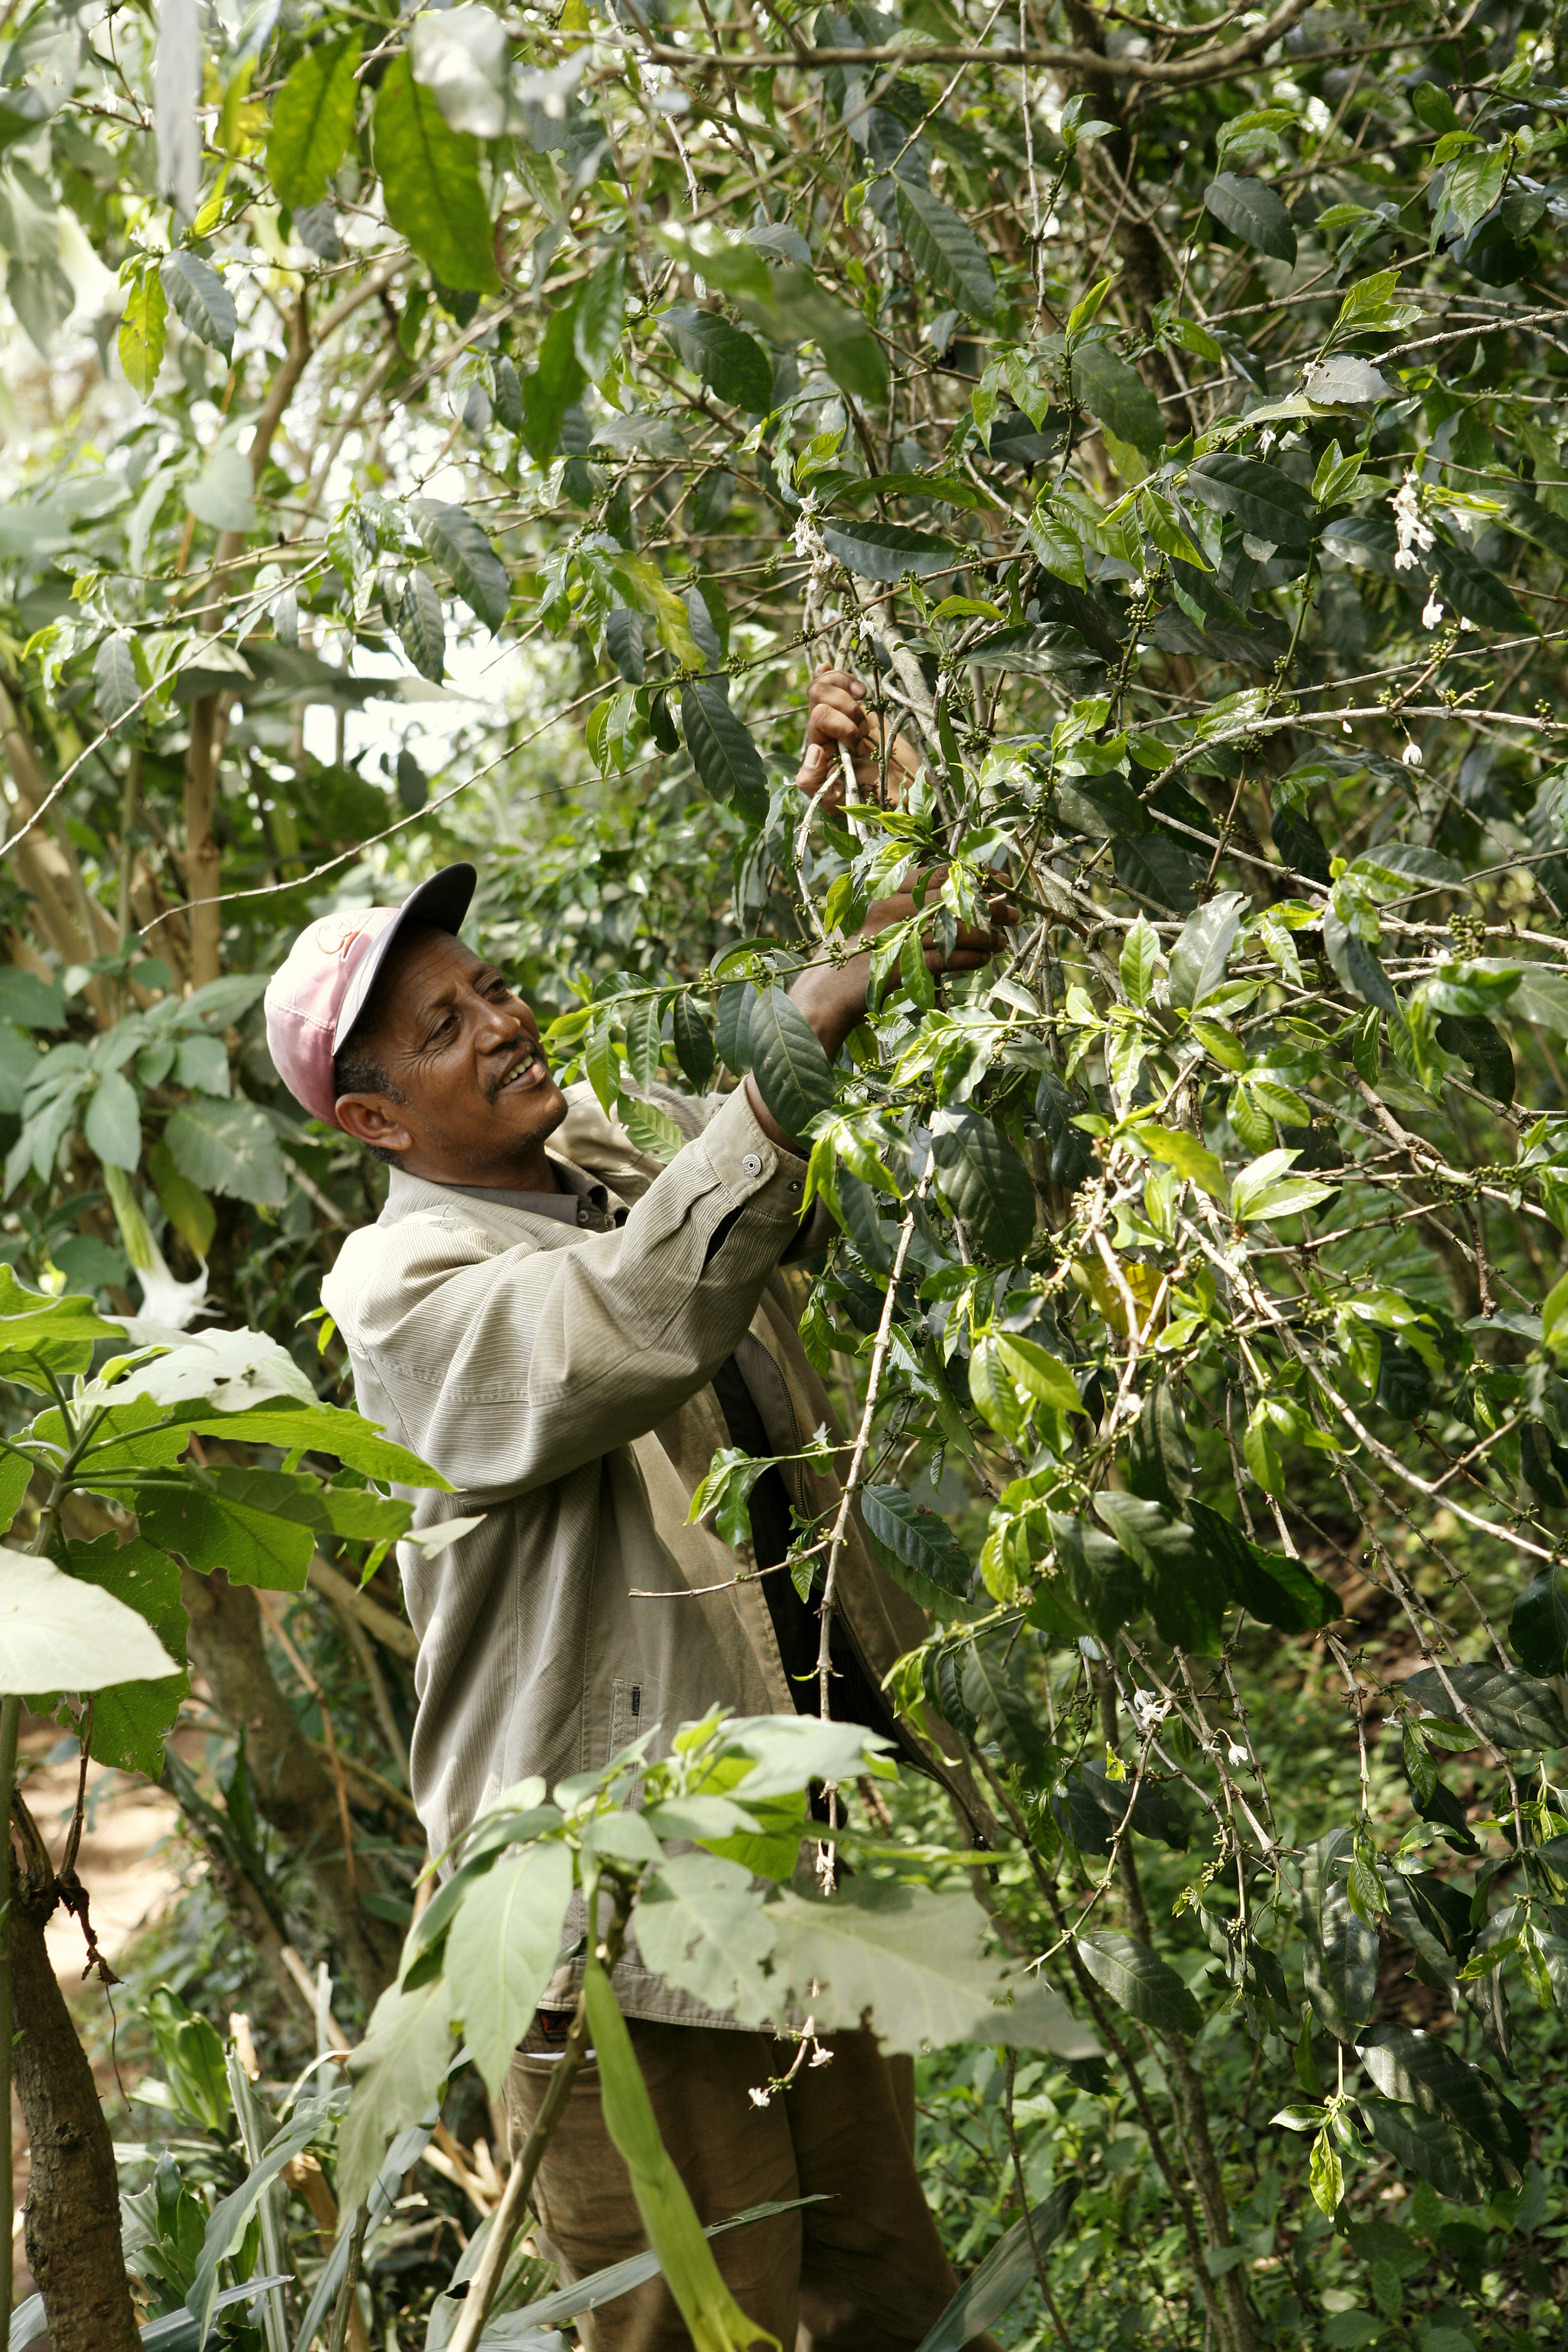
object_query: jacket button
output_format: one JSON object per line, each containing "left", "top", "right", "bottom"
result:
{"left": 741, "top": 1153, "right": 763, "bottom": 1177}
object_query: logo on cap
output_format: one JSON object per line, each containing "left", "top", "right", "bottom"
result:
{"left": 315, "top": 915, "right": 371, "bottom": 960}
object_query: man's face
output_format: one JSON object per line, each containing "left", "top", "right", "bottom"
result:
{"left": 334, "top": 928, "right": 569, "bottom": 1187}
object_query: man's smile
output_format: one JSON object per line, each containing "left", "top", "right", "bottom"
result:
{"left": 491, "top": 1042, "right": 551, "bottom": 1098}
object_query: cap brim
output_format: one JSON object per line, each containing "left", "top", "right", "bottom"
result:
{"left": 334, "top": 862, "right": 478, "bottom": 1054}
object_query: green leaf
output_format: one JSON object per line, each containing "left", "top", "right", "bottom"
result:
{"left": 82, "top": 1068, "right": 140, "bottom": 1170}
{"left": 338, "top": 1976, "right": 457, "bottom": 2215}
{"left": 188, "top": 2099, "right": 329, "bottom": 2345}
{"left": 671, "top": 994, "right": 715, "bottom": 1088}
{"left": 1186, "top": 452, "right": 1317, "bottom": 549}
{"left": 1310, "top": 2128, "right": 1344, "bottom": 2217}
{"left": 959, "top": 1637, "right": 1053, "bottom": 1773}
{"left": 965, "top": 622, "right": 1097, "bottom": 679}
{"left": 445, "top": 1840, "right": 574, "bottom": 2096}
{"left": 1512, "top": 1561, "right": 1568, "bottom": 1676}
{"left": 894, "top": 179, "right": 996, "bottom": 320}
{"left": 520, "top": 301, "right": 588, "bottom": 468}
{"left": 136, "top": 1483, "right": 315, "bottom": 1592}
{"left": 94, "top": 632, "right": 143, "bottom": 735}
{"left": 397, "top": 569, "right": 445, "bottom": 682}
{"left": 967, "top": 1333, "right": 1026, "bottom": 1444}
{"left": 634, "top": 1850, "right": 777, "bottom": 2025}
{"left": 373, "top": 53, "right": 499, "bottom": 296}
{"left": 0, "top": 1549, "right": 177, "bottom": 1694}
{"left": 118, "top": 269, "right": 167, "bottom": 402}
{"left": 1127, "top": 1380, "right": 1195, "bottom": 1509}
{"left": 818, "top": 519, "right": 962, "bottom": 584}
{"left": 1188, "top": 1501, "right": 1339, "bottom": 1633}
{"left": 1204, "top": 172, "right": 1298, "bottom": 263}
{"left": 160, "top": 251, "right": 237, "bottom": 362}
{"left": 575, "top": 247, "right": 626, "bottom": 382}
{"left": 583, "top": 1957, "right": 779, "bottom": 2352}
{"left": 1402, "top": 1660, "right": 1568, "bottom": 1752}
{"left": 163, "top": 1097, "right": 287, "bottom": 1206}
{"left": 1324, "top": 907, "right": 1400, "bottom": 1014}
{"left": 1435, "top": 538, "right": 1526, "bottom": 634}
{"left": 1169, "top": 891, "right": 1247, "bottom": 1010}
{"left": 1070, "top": 342, "right": 1164, "bottom": 459}
{"left": 266, "top": 33, "right": 361, "bottom": 209}
{"left": 1076, "top": 1929, "right": 1203, "bottom": 2035}
{"left": 186, "top": 447, "right": 257, "bottom": 536}
{"left": 1093, "top": 1492, "right": 1229, "bottom": 1655}
{"left": 929, "top": 1107, "right": 1036, "bottom": 1260}
{"left": 862, "top": 1482, "right": 972, "bottom": 1610}
{"left": 1049, "top": 1509, "right": 1145, "bottom": 1642}
{"left": 1357, "top": 2022, "right": 1527, "bottom": 2189}
{"left": 409, "top": 498, "right": 510, "bottom": 630}
{"left": 60, "top": 1535, "right": 187, "bottom": 1777}
{"left": 995, "top": 1333, "right": 1084, "bottom": 1414}
{"left": 747, "top": 987, "right": 836, "bottom": 1140}
{"left": 1355, "top": 2092, "right": 1494, "bottom": 2205}
{"left": 0, "top": 1267, "right": 121, "bottom": 1387}
{"left": 662, "top": 305, "right": 774, "bottom": 411}
{"left": 1120, "top": 914, "right": 1159, "bottom": 1006}
{"left": 767, "top": 1879, "right": 1098, "bottom": 2054}
{"left": 1139, "top": 1124, "right": 1227, "bottom": 1202}
{"left": 1300, "top": 1828, "right": 1378, "bottom": 2042}
{"left": 915, "top": 2180, "right": 1082, "bottom": 2352}
{"left": 187, "top": 1399, "right": 449, "bottom": 1487}
{"left": 714, "top": 980, "right": 756, "bottom": 1076}
{"left": 680, "top": 679, "right": 769, "bottom": 827}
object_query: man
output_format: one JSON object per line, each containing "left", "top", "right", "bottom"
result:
{"left": 263, "top": 672, "right": 1003, "bottom": 2352}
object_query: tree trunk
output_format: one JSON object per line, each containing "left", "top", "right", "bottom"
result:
{"left": 8, "top": 1797, "right": 140, "bottom": 2352}
{"left": 182, "top": 691, "right": 227, "bottom": 990}
{"left": 180, "top": 1567, "right": 400, "bottom": 2011}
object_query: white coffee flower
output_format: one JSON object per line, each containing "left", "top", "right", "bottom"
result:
{"left": 1402, "top": 740, "right": 1423, "bottom": 768}
{"left": 1422, "top": 589, "right": 1445, "bottom": 630}
{"left": 1130, "top": 1687, "right": 1171, "bottom": 1734}
{"left": 1390, "top": 471, "right": 1435, "bottom": 572}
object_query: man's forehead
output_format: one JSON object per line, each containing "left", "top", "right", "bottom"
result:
{"left": 377, "top": 930, "right": 499, "bottom": 1025}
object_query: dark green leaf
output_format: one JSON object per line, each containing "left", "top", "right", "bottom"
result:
{"left": 1300, "top": 1829, "right": 1379, "bottom": 2042}
{"left": 662, "top": 305, "right": 774, "bottom": 411}
{"left": 714, "top": 980, "right": 756, "bottom": 1076}
{"left": 1054, "top": 1762, "right": 1190, "bottom": 1854}
{"left": 1186, "top": 453, "right": 1318, "bottom": 549}
{"left": 62, "top": 1535, "right": 188, "bottom": 1778}
{"left": 266, "top": 34, "right": 361, "bottom": 209}
{"left": 1169, "top": 891, "right": 1248, "bottom": 1010}
{"left": 1036, "top": 1070, "right": 1094, "bottom": 1189}
{"left": 1324, "top": 907, "right": 1400, "bottom": 1013}
{"left": 1048, "top": 1510, "right": 1145, "bottom": 1642}
{"left": 1434, "top": 1013, "right": 1514, "bottom": 1104}
{"left": 1128, "top": 1380, "right": 1196, "bottom": 1509}
{"left": 93, "top": 632, "right": 142, "bottom": 735}
{"left": 1512, "top": 1561, "right": 1568, "bottom": 1677}
{"left": 681, "top": 679, "right": 769, "bottom": 827}
{"left": 397, "top": 569, "right": 446, "bottom": 683}
{"left": 520, "top": 302, "right": 589, "bottom": 468}
{"left": 1356, "top": 2092, "right": 1495, "bottom": 2204}
{"left": 1188, "top": 1501, "right": 1339, "bottom": 1633}
{"left": 819, "top": 519, "right": 962, "bottom": 584}
{"left": 410, "top": 498, "right": 510, "bottom": 630}
{"left": 1093, "top": 1493, "right": 1229, "bottom": 1655}
{"left": 1070, "top": 341, "right": 1164, "bottom": 459}
{"left": 748, "top": 988, "right": 836, "bottom": 1140}
{"left": 137, "top": 1485, "right": 315, "bottom": 1592}
{"left": 671, "top": 993, "right": 715, "bottom": 1087}
{"left": 1076, "top": 1930, "right": 1203, "bottom": 2035}
{"left": 1403, "top": 1660, "right": 1568, "bottom": 1752}
{"left": 1204, "top": 173, "right": 1298, "bottom": 264}
{"left": 1357, "top": 2023, "right": 1527, "bottom": 2188}
{"left": 914, "top": 2179, "right": 1082, "bottom": 2352}
{"left": 862, "top": 1481, "right": 972, "bottom": 1610}
{"left": 605, "top": 607, "right": 646, "bottom": 685}
{"left": 965, "top": 623, "right": 1098, "bottom": 679}
{"left": 958, "top": 1637, "right": 1052, "bottom": 1772}
{"left": 894, "top": 179, "right": 996, "bottom": 320}
{"left": 929, "top": 1107, "right": 1036, "bottom": 1261}
{"left": 1435, "top": 538, "right": 1526, "bottom": 634}
{"left": 161, "top": 251, "right": 237, "bottom": 361}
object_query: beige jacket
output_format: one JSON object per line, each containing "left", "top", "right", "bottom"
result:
{"left": 322, "top": 1079, "right": 983, "bottom": 2026}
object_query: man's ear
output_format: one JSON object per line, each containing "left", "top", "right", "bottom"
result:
{"left": 336, "top": 1093, "right": 415, "bottom": 1155}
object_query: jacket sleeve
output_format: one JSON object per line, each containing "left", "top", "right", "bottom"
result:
{"left": 323, "top": 1084, "right": 813, "bottom": 1502}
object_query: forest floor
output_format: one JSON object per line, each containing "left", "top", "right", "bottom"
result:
{"left": 9, "top": 1710, "right": 191, "bottom": 2306}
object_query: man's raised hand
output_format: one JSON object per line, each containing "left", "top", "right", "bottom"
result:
{"left": 795, "top": 664, "right": 921, "bottom": 808}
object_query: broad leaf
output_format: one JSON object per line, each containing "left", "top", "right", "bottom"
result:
{"left": 1356, "top": 2023, "right": 1527, "bottom": 2189}
{"left": 1094, "top": 1492, "right": 1229, "bottom": 1654}
{"left": 60, "top": 1535, "right": 187, "bottom": 1777}
{"left": 1169, "top": 891, "right": 1248, "bottom": 1009}
{"left": 163, "top": 1097, "right": 288, "bottom": 1207}
{"left": 374, "top": 53, "right": 500, "bottom": 295}
{"left": 894, "top": 179, "right": 996, "bottom": 320}
{"left": 862, "top": 1481, "right": 973, "bottom": 1609}
{"left": 337, "top": 1976, "right": 458, "bottom": 2214}
{"left": 1402, "top": 1660, "right": 1568, "bottom": 1753}
{"left": 1075, "top": 1930, "right": 1203, "bottom": 2035}
{"left": 1300, "top": 1829, "right": 1378, "bottom": 2042}
{"left": 410, "top": 497, "right": 511, "bottom": 630}
{"left": 266, "top": 33, "right": 361, "bottom": 208}
{"left": 1186, "top": 453, "right": 1317, "bottom": 549}
{"left": 633, "top": 1849, "right": 777, "bottom": 2025}
{"left": 929, "top": 1106, "right": 1036, "bottom": 1260}
{"left": 1204, "top": 172, "right": 1297, "bottom": 263}
{"left": 914, "top": 2179, "right": 1082, "bottom": 2352}
{"left": 748, "top": 987, "right": 836, "bottom": 1139}
{"left": 1071, "top": 341, "right": 1164, "bottom": 459}
{"left": 662, "top": 305, "right": 773, "bottom": 411}
{"left": 445, "top": 1839, "right": 574, "bottom": 2095}
{"left": 819, "top": 519, "right": 962, "bottom": 583}
{"left": 161, "top": 251, "right": 237, "bottom": 361}
{"left": 0, "top": 1548, "right": 178, "bottom": 1692}
{"left": 681, "top": 679, "right": 769, "bottom": 826}
{"left": 398, "top": 569, "right": 446, "bottom": 682}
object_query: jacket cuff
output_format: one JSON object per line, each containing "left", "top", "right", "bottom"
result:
{"left": 699, "top": 1082, "right": 811, "bottom": 1227}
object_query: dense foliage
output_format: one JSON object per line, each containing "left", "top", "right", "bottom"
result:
{"left": 8, "top": 0, "right": 1568, "bottom": 2344}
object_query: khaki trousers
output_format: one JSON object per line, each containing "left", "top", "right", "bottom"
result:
{"left": 503, "top": 2016, "right": 977, "bottom": 2352}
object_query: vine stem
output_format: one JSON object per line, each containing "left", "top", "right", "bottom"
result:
{"left": 447, "top": 1881, "right": 632, "bottom": 2352}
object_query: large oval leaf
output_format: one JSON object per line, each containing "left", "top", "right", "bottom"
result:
{"left": 894, "top": 179, "right": 996, "bottom": 320}
{"left": 1204, "top": 172, "right": 1297, "bottom": 264}
{"left": 820, "top": 518, "right": 962, "bottom": 583}
{"left": 928, "top": 1106, "right": 1036, "bottom": 1260}
{"left": 1070, "top": 341, "right": 1164, "bottom": 459}
{"left": 862, "top": 1481, "right": 973, "bottom": 1610}
{"left": 1076, "top": 1929, "right": 1202, "bottom": 2035}
{"left": 373, "top": 53, "right": 499, "bottom": 296}
{"left": 1186, "top": 452, "right": 1317, "bottom": 549}
{"left": 410, "top": 497, "right": 510, "bottom": 630}
{"left": 747, "top": 986, "right": 835, "bottom": 1140}
{"left": 680, "top": 678, "right": 769, "bottom": 826}
{"left": 0, "top": 1549, "right": 178, "bottom": 1692}
{"left": 662, "top": 305, "right": 773, "bottom": 411}
{"left": 265, "top": 33, "right": 361, "bottom": 209}
{"left": 161, "top": 250, "right": 237, "bottom": 361}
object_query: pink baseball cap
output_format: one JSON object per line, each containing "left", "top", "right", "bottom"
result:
{"left": 264, "top": 864, "right": 477, "bottom": 1127}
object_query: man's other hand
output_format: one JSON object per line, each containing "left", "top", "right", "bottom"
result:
{"left": 795, "top": 665, "right": 921, "bottom": 808}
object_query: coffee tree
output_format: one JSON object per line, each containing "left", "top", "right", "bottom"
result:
{"left": 6, "top": 0, "right": 1568, "bottom": 2344}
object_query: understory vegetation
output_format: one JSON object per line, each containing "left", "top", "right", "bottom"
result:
{"left": 6, "top": 0, "right": 1568, "bottom": 2345}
